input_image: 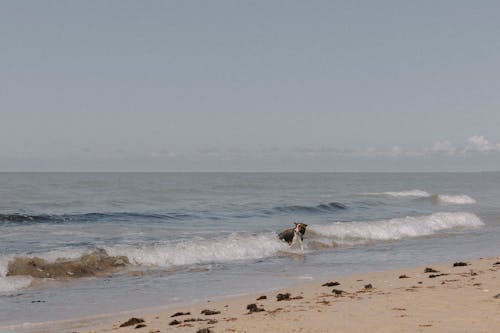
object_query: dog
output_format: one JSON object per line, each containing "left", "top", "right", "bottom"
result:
{"left": 278, "top": 222, "right": 308, "bottom": 251}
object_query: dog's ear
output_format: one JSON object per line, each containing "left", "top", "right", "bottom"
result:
{"left": 303, "top": 223, "right": 308, "bottom": 227}
{"left": 294, "top": 222, "right": 299, "bottom": 226}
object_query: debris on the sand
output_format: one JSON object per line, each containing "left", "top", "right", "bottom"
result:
{"left": 169, "top": 319, "right": 182, "bottom": 325}
{"left": 493, "top": 261, "right": 500, "bottom": 265}
{"left": 256, "top": 295, "right": 267, "bottom": 300}
{"left": 364, "top": 284, "right": 373, "bottom": 289}
{"left": 428, "top": 273, "right": 449, "bottom": 278}
{"left": 134, "top": 323, "right": 147, "bottom": 329}
{"left": 183, "top": 318, "right": 211, "bottom": 323}
{"left": 196, "top": 328, "right": 213, "bottom": 333}
{"left": 171, "top": 311, "right": 191, "bottom": 317}
{"left": 322, "top": 281, "right": 340, "bottom": 287}
{"left": 332, "top": 289, "right": 344, "bottom": 296}
{"left": 247, "top": 303, "right": 265, "bottom": 313}
{"left": 276, "top": 293, "right": 291, "bottom": 301}
{"left": 493, "top": 294, "right": 500, "bottom": 299}
{"left": 424, "top": 267, "right": 439, "bottom": 273}
{"left": 201, "top": 309, "right": 221, "bottom": 315}
{"left": 399, "top": 274, "right": 410, "bottom": 279}
{"left": 119, "top": 317, "right": 145, "bottom": 327}
{"left": 453, "top": 262, "right": 468, "bottom": 267}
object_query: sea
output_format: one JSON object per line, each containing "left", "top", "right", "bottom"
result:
{"left": 1, "top": 172, "right": 499, "bottom": 330}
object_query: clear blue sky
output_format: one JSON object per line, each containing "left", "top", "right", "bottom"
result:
{"left": 1, "top": 1, "right": 499, "bottom": 171}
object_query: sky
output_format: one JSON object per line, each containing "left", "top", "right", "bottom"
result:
{"left": 1, "top": 1, "right": 500, "bottom": 172}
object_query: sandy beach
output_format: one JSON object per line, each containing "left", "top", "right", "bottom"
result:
{"left": 20, "top": 256, "right": 499, "bottom": 333}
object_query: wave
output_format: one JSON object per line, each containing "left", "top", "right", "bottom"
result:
{"left": 271, "top": 202, "right": 347, "bottom": 214}
{"left": 360, "top": 189, "right": 431, "bottom": 198}
{"left": 309, "top": 212, "right": 483, "bottom": 245}
{"left": 106, "top": 233, "right": 286, "bottom": 267}
{"left": 5, "top": 249, "right": 129, "bottom": 280}
{"left": 0, "top": 202, "right": 348, "bottom": 225}
{"left": 0, "top": 212, "right": 483, "bottom": 292}
{"left": 0, "top": 234, "right": 287, "bottom": 288}
{"left": 358, "top": 190, "right": 476, "bottom": 205}
{"left": 0, "top": 249, "right": 129, "bottom": 293}
{"left": 431, "top": 195, "right": 476, "bottom": 205}
{"left": 0, "top": 212, "right": 196, "bottom": 226}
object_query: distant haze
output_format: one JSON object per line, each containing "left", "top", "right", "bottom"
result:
{"left": 1, "top": 1, "right": 499, "bottom": 171}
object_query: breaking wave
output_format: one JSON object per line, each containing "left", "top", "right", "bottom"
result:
{"left": 0, "top": 234, "right": 287, "bottom": 290}
{"left": 432, "top": 195, "right": 476, "bottom": 205}
{"left": 5, "top": 249, "right": 129, "bottom": 280}
{"left": 106, "top": 233, "right": 286, "bottom": 267}
{"left": 309, "top": 212, "right": 483, "bottom": 245}
{"left": 359, "top": 190, "right": 476, "bottom": 205}
{"left": 0, "top": 212, "right": 483, "bottom": 292}
{"left": 360, "top": 189, "right": 431, "bottom": 198}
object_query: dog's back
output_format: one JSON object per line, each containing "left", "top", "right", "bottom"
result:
{"left": 278, "top": 228, "right": 295, "bottom": 244}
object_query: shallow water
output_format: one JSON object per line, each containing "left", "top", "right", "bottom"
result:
{"left": 1, "top": 172, "right": 499, "bottom": 328}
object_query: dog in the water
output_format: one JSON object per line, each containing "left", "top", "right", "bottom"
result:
{"left": 278, "top": 223, "right": 308, "bottom": 251}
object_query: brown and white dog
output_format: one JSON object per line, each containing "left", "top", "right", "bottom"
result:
{"left": 278, "top": 223, "right": 308, "bottom": 251}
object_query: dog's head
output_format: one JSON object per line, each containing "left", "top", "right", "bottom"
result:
{"left": 294, "top": 222, "right": 308, "bottom": 235}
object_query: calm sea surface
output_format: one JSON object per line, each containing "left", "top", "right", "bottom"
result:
{"left": 1, "top": 172, "right": 499, "bottom": 329}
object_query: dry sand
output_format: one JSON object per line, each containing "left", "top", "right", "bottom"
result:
{"left": 17, "top": 256, "right": 500, "bottom": 333}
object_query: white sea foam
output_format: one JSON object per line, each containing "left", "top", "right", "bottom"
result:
{"left": 0, "top": 256, "right": 33, "bottom": 293}
{"left": 106, "top": 233, "right": 287, "bottom": 267}
{"left": 360, "top": 189, "right": 477, "bottom": 205}
{"left": 0, "top": 276, "right": 32, "bottom": 293}
{"left": 310, "top": 212, "right": 483, "bottom": 244}
{"left": 361, "top": 189, "right": 431, "bottom": 198}
{"left": 435, "top": 195, "right": 476, "bottom": 205}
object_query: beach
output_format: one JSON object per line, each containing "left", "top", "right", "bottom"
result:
{"left": 21, "top": 256, "right": 498, "bottom": 333}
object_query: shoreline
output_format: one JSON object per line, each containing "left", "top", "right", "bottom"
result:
{"left": 10, "top": 255, "right": 500, "bottom": 333}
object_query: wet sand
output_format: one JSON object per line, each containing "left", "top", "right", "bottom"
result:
{"left": 12, "top": 256, "right": 500, "bottom": 333}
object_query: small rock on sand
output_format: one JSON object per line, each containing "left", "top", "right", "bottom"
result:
{"left": 364, "top": 284, "right": 373, "bottom": 289}
{"left": 453, "top": 262, "right": 468, "bottom": 267}
{"left": 134, "top": 324, "right": 146, "bottom": 329}
{"left": 494, "top": 294, "right": 500, "bottom": 299}
{"left": 196, "top": 329, "right": 213, "bottom": 333}
{"left": 119, "top": 318, "right": 145, "bottom": 327}
{"left": 399, "top": 275, "right": 410, "bottom": 279}
{"left": 247, "top": 303, "right": 265, "bottom": 313}
{"left": 201, "top": 309, "right": 220, "bottom": 315}
{"left": 169, "top": 319, "right": 182, "bottom": 325}
{"left": 256, "top": 295, "right": 267, "bottom": 300}
{"left": 322, "top": 281, "right": 340, "bottom": 287}
{"left": 170, "top": 311, "right": 191, "bottom": 317}
{"left": 276, "top": 293, "right": 291, "bottom": 301}
{"left": 424, "top": 267, "right": 439, "bottom": 273}
{"left": 332, "top": 289, "right": 344, "bottom": 295}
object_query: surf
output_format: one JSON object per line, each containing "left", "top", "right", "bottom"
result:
{"left": 358, "top": 189, "right": 476, "bottom": 205}
{"left": 309, "top": 212, "right": 483, "bottom": 245}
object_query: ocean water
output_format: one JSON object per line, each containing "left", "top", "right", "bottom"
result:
{"left": 0, "top": 172, "right": 499, "bottom": 329}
